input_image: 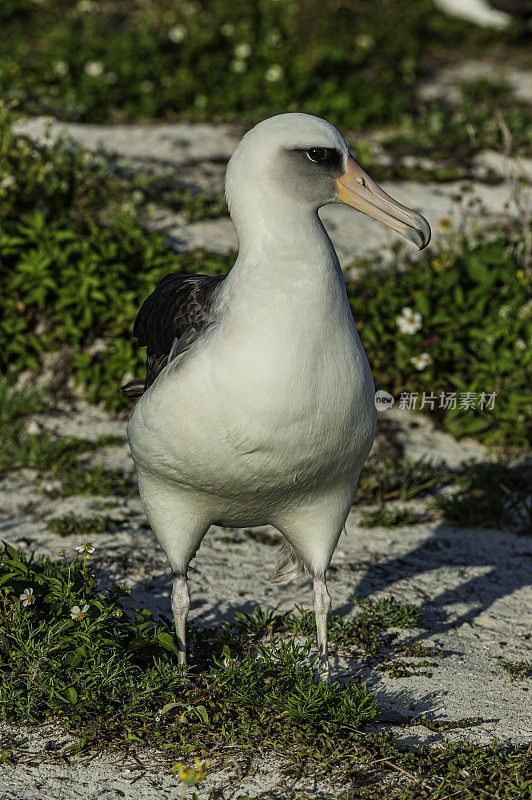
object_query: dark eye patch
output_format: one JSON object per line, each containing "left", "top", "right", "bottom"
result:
{"left": 275, "top": 146, "right": 344, "bottom": 198}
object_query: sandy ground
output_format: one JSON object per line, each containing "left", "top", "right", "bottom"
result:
{"left": 0, "top": 402, "right": 530, "bottom": 799}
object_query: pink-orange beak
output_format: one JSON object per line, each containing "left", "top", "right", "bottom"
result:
{"left": 336, "top": 154, "right": 431, "bottom": 249}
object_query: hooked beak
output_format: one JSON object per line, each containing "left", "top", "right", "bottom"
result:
{"left": 336, "top": 154, "right": 431, "bottom": 249}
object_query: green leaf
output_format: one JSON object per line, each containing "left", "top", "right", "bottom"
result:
{"left": 155, "top": 631, "right": 180, "bottom": 655}
{"left": 64, "top": 687, "right": 78, "bottom": 705}
{"left": 160, "top": 703, "right": 180, "bottom": 716}
{"left": 465, "top": 256, "right": 491, "bottom": 285}
{"left": 195, "top": 705, "right": 209, "bottom": 723}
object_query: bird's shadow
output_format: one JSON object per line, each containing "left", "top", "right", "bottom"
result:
{"left": 334, "top": 518, "right": 531, "bottom": 638}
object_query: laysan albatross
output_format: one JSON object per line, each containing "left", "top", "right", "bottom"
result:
{"left": 124, "top": 113, "right": 430, "bottom": 682}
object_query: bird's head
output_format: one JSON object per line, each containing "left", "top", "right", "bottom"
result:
{"left": 225, "top": 112, "right": 430, "bottom": 250}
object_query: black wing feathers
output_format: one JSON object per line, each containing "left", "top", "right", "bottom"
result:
{"left": 122, "top": 273, "right": 224, "bottom": 397}
{"left": 134, "top": 273, "right": 223, "bottom": 353}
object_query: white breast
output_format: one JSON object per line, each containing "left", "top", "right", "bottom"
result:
{"left": 128, "top": 251, "right": 376, "bottom": 507}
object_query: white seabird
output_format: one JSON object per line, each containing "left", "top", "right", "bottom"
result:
{"left": 124, "top": 113, "right": 430, "bottom": 681}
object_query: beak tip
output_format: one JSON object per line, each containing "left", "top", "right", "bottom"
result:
{"left": 413, "top": 213, "right": 431, "bottom": 250}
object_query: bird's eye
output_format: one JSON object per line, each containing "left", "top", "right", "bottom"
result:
{"left": 306, "top": 147, "right": 328, "bottom": 163}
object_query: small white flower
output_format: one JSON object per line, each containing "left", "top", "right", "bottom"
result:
{"left": 518, "top": 300, "right": 532, "bottom": 320}
{"left": 53, "top": 60, "right": 68, "bottom": 76}
{"left": 265, "top": 64, "right": 283, "bottom": 82}
{"left": 84, "top": 60, "right": 104, "bottom": 77}
{"left": 515, "top": 339, "right": 526, "bottom": 351}
{"left": 0, "top": 175, "right": 15, "bottom": 189}
{"left": 168, "top": 25, "right": 186, "bottom": 43}
{"left": 410, "top": 353, "right": 433, "bottom": 371}
{"left": 183, "top": 0, "right": 201, "bottom": 12}
{"left": 155, "top": 714, "right": 161, "bottom": 722}
{"left": 70, "top": 604, "right": 90, "bottom": 621}
{"left": 220, "top": 23, "right": 234, "bottom": 37}
{"left": 20, "top": 588, "right": 35, "bottom": 607}
{"left": 234, "top": 42, "right": 251, "bottom": 59}
{"left": 76, "top": 542, "right": 95, "bottom": 554}
{"left": 231, "top": 59, "right": 247, "bottom": 74}
{"left": 396, "top": 306, "right": 423, "bottom": 334}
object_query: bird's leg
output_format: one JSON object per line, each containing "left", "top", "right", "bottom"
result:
{"left": 312, "top": 575, "right": 331, "bottom": 683}
{"left": 171, "top": 574, "right": 190, "bottom": 666}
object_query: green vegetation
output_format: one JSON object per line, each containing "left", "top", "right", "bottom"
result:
{"left": 45, "top": 513, "right": 117, "bottom": 537}
{"left": 377, "top": 659, "right": 437, "bottom": 678}
{"left": 0, "top": 0, "right": 528, "bottom": 140}
{"left": 398, "top": 714, "right": 483, "bottom": 732}
{"left": 0, "top": 542, "right": 377, "bottom": 757}
{"left": 1, "top": 3, "right": 530, "bottom": 796}
{"left": 350, "top": 596, "right": 423, "bottom": 630}
{"left": 382, "top": 79, "right": 531, "bottom": 161}
{"left": 0, "top": 429, "right": 120, "bottom": 474}
{"left": 361, "top": 506, "right": 421, "bottom": 528}
{"left": 434, "top": 461, "right": 531, "bottom": 534}
{"left": 499, "top": 659, "right": 531, "bottom": 681}
{"left": 350, "top": 225, "right": 531, "bottom": 447}
{"left": 52, "top": 466, "right": 137, "bottom": 498}
{"left": 398, "top": 642, "right": 442, "bottom": 658}
{"left": 0, "top": 380, "right": 49, "bottom": 426}
{"left": 357, "top": 458, "right": 452, "bottom": 505}
{"left": 0, "top": 381, "right": 123, "bottom": 477}
{"left": 0, "top": 543, "right": 529, "bottom": 799}
{"left": 0, "top": 104, "right": 226, "bottom": 225}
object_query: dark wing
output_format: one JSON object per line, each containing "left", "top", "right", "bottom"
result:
{"left": 121, "top": 273, "right": 225, "bottom": 397}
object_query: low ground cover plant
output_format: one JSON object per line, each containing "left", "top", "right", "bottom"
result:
{"left": 361, "top": 507, "right": 421, "bottom": 528}
{"left": 0, "top": 542, "right": 529, "bottom": 799}
{"left": 349, "top": 225, "right": 531, "bottom": 447}
{"left": 0, "top": 0, "right": 528, "bottom": 142}
{"left": 433, "top": 461, "right": 531, "bottom": 534}
{"left": 0, "top": 541, "right": 378, "bottom": 753}
{"left": 499, "top": 659, "right": 532, "bottom": 681}
{"left": 45, "top": 513, "right": 118, "bottom": 537}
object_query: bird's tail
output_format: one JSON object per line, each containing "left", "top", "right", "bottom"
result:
{"left": 120, "top": 379, "right": 145, "bottom": 398}
{"left": 268, "top": 540, "right": 308, "bottom": 585}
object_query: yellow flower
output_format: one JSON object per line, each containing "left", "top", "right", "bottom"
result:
{"left": 76, "top": 542, "right": 95, "bottom": 555}
{"left": 437, "top": 218, "right": 452, "bottom": 233}
{"left": 172, "top": 759, "right": 210, "bottom": 786}
{"left": 516, "top": 269, "right": 525, "bottom": 280}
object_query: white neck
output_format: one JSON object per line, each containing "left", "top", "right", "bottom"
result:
{"left": 220, "top": 198, "right": 344, "bottom": 306}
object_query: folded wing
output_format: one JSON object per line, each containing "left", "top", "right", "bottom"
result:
{"left": 121, "top": 273, "right": 225, "bottom": 397}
